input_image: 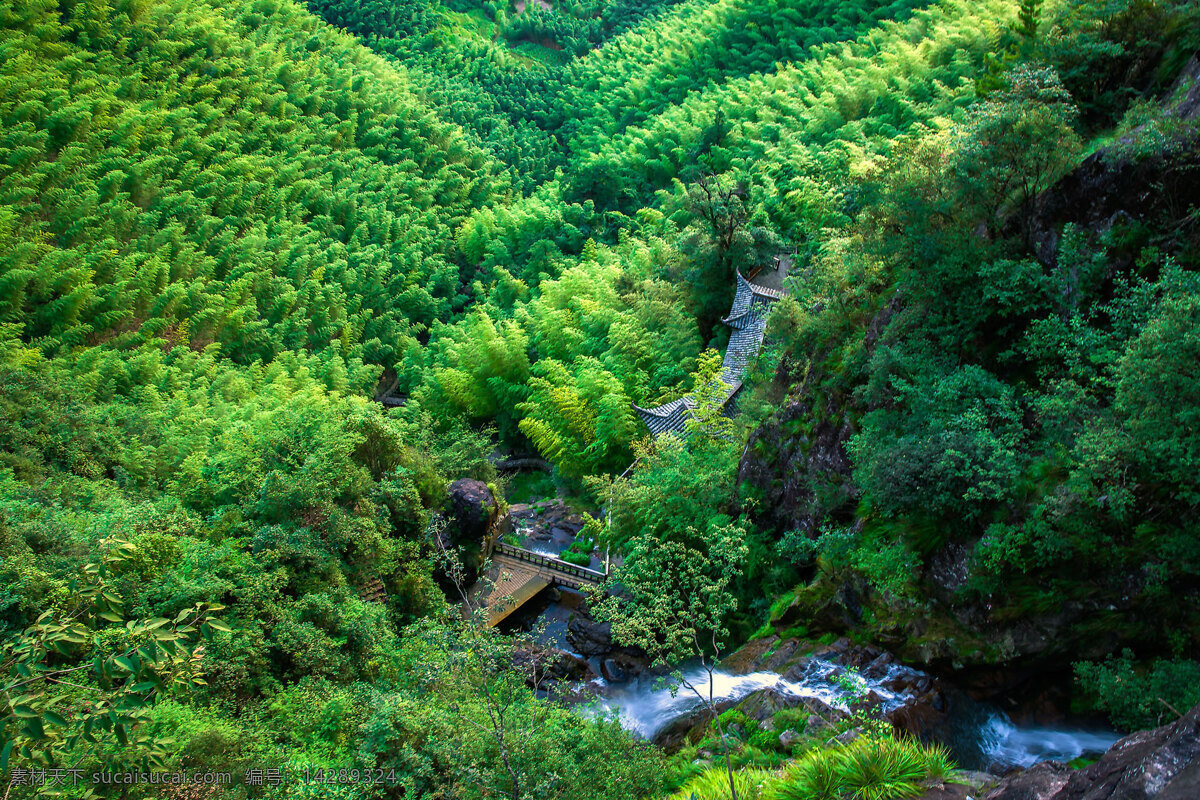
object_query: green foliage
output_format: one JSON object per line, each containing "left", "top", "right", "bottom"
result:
{"left": 852, "top": 365, "right": 1024, "bottom": 526}
{"left": 770, "top": 747, "right": 840, "bottom": 800}
{"left": 593, "top": 514, "right": 747, "bottom": 667}
{"left": 0, "top": 0, "right": 502, "bottom": 365}
{"left": 2, "top": 0, "right": 1198, "bottom": 788}
{"left": 953, "top": 64, "right": 1082, "bottom": 240}
{"left": 671, "top": 765, "right": 777, "bottom": 800}
{"left": 833, "top": 738, "right": 926, "bottom": 800}
{"left": 1045, "top": 0, "right": 1200, "bottom": 128}
{"left": 0, "top": 536, "right": 225, "bottom": 785}
{"left": 505, "top": 470, "right": 559, "bottom": 504}
{"left": 1075, "top": 650, "right": 1200, "bottom": 732}
{"left": 373, "top": 613, "right": 668, "bottom": 800}
{"left": 1113, "top": 293, "right": 1200, "bottom": 505}
{"left": 518, "top": 357, "right": 638, "bottom": 477}
{"left": 768, "top": 737, "right": 957, "bottom": 800}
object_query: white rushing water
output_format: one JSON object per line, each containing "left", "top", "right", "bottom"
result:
{"left": 974, "top": 713, "right": 1120, "bottom": 769}
{"left": 589, "top": 659, "right": 906, "bottom": 740}
{"left": 584, "top": 658, "right": 1121, "bottom": 770}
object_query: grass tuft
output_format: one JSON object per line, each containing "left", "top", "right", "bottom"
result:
{"left": 764, "top": 736, "right": 959, "bottom": 800}
{"left": 670, "top": 766, "right": 777, "bottom": 800}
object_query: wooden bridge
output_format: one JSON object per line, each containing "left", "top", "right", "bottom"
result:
{"left": 472, "top": 542, "right": 607, "bottom": 627}
{"left": 634, "top": 265, "right": 787, "bottom": 437}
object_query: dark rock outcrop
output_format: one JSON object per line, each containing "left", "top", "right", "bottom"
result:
{"left": 736, "top": 393, "right": 857, "bottom": 537}
{"left": 986, "top": 763, "right": 1075, "bottom": 800}
{"left": 512, "top": 643, "right": 597, "bottom": 683}
{"left": 563, "top": 601, "right": 653, "bottom": 678}
{"left": 736, "top": 687, "right": 845, "bottom": 726}
{"left": 737, "top": 296, "right": 897, "bottom": 537}
{"left": 985, "top": 702, "right": 1200, "bottom": 800}
{"left": 436, "top": 479, "right": 499, "bottom": 586}
{"left": 567, "top": 611, "right": 613, "bottom": 658}
{"left": 509, "top": 499, "right": 588, "bottom": 553}
{"left": 1025, "top": 54, "right": 1200, "bottom": 267}
{"left": 447, "top": 478, "right": 497, "bottom": 543}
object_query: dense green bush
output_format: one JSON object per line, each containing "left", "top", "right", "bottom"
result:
{"left": 1075, "top": 651, "right": 1200, "bottom": 732}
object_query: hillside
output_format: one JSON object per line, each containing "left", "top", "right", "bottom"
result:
{"left": 2, "top": 0, "right": 1200, "bottom": 798}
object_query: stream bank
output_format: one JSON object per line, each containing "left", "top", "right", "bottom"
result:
{"left": 504, "top": 588, "right": 1119, "bottom": 776}
{"left": 482, "top": 494, "right": 1140, "bottom": 793}
{"left": 482, "top": 499, "right": 1120, "bottom": 777}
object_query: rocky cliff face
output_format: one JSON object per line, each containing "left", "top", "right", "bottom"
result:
{"left": 738, "top": 56, "right": 1200, "bottom": 679}
{"left": 1025, "top": 54, "right": 1200, "bottom": 268}
{"left": 737, "top": 298, "right": 894, "bottom": 537}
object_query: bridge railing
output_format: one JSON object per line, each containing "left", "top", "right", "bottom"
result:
{"left": 494, "top": 542, "right": 607, "bottom": 584}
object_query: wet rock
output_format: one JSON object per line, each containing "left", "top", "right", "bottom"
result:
{"left": 918, "top": 785, "right": 989, "bottom": 800}
{"left": 834, "top": 728, "right": 862, "bottom": 744}
{"left": 803, "top": 696, "right": 847, "bottom": 726}
{"left": 736, "top": 687, "right": 806, "bottom": 723}
{"left": 512, "top": 645, "right": 598, "bottom": 689}
{"left": 566, "top": 613, "right": 613, "bottom": 658}
{"left": 601, "top": 658, "right": 628, "bottom": 683}
{"left": 563, "top": 605, "right": 652, "bottom": 676}
{"left": 803, "top": 582, "right": 867, "bottom": 632}
{"left": 928, "top": 541, "right": 975, "bottom": 599}
{"left": 984, "top": 763, "right": 1074, "bottom": 800}
{"left": 736, "top": 399, "right": 857, "bottom": 537}
{"left": 864, "top": 651, "right": 894, "bottom": 678}
{"left": 654, "top": 701, "right": 735, "bottom": 751}
{"left": 805, "top": 715, "right": 831, "bottom": 736}
{"left": 508, "top": 503, "right": 535, "bottom": 519}
{"left": 889, "top": 687, "right": 952, "bottom": 741}
{"left": 723, "top": 635, "right": 957, "bottom": 743}
{"left": 721, "top": 635, "right": 795, "bottom": 673}
{"left": 959, "top": 771, "right": 1003, "bottom": 793}
{"left": 860, "top": 689, "right": 887, "bottom": 712}
{"left": 779, "top": 729, "right": 802, "bottom": 749}
{"left": 509, "top": 499, "right": 587, "bottom": 552}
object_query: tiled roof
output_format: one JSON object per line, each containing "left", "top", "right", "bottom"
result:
{"left": 635, "top": 269, "right": 786, "bottom": 437}
{"left": 720, "top": 316, "right": 767, "bottom": 386}
{"left": 722, "top": 271, "right": 784, "bottom": 329}
{"left": 633, "top": 396, "right": 696, "bottom": 437}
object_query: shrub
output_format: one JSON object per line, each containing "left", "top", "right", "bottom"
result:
{"left": 769, "top": 747, "right": 841, "bottom": 800}
{"left": 771, "top": 708, "right": 812, "bottom": 737}
{"left": 559, "top": 548, "right": 593, "bottom": 567}
{"left": 1075, "top": 651, "right": 1200, "bottom": 731}
{"left": 915, "top": 743, "right": 957, "bottom": 783}
{"left": 749, "top": 729, "right": 783, "bottom": 752}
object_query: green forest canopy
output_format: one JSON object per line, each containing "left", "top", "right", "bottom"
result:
{"left": 1, "top": 0, "right": 1199, "bottom": 795}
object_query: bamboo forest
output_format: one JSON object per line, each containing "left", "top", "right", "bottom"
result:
{"left": 1, "top": 0, "right": 1199, "bottom": 797}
